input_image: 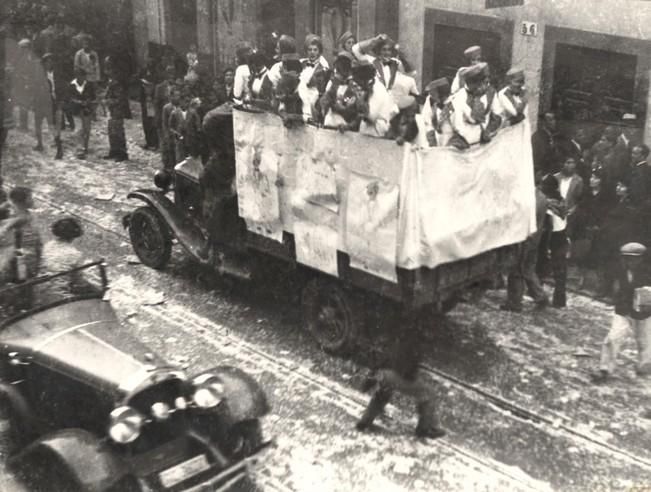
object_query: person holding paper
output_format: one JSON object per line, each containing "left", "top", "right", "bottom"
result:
{"left": 593, "top": 242, "right": 651, "bottom": 382}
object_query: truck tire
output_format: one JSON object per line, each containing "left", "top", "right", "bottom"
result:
{"left": 302, "top": 278, "right": 361, "bottom": 356}
{"left": 128, "top": 206, "right": 172, "bottom": 269}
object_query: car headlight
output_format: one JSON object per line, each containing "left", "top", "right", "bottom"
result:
{"left": 108, "top": 406, "right": 145, "bottom": 444}
{"left": 192, "top": 374, "right": 225, "bottom": 409}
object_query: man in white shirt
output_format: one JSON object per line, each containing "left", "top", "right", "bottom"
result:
{"left": 449, "top": 63, "right": 501, "bottom": 148}
{"left": 451, "top": 45, "right": 483, "bottom": 94}
{"left": 554, "top": 156, "right": 584, "bottom": 239}
{"left": 421, "top": 77, "right": 453, "bottom": 147}
{"left": 497, "top": 68, "right": 527, "bottom": 127}
{"left": 233, "top": 43, "right": 252, "bottom": 104}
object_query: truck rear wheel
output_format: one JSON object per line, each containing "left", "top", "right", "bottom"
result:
{"left": 302, "top": 278, "right": 361, "bottom": 356}
{"left": 128, "top": 206, "right": 172, "bottom": 269}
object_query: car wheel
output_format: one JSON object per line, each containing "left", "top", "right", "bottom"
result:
{"left": 128, "top": 206, "right": 172, "bottom": 269}
{"left": 302, "top": 278, "right": 361, "bottom": 356}
{"left": 225, "top": 420, "right": 263, "bottom": 460}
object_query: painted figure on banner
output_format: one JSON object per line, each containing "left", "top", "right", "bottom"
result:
{"left": 319, "top": 1, "right": 354, "bottom": 60}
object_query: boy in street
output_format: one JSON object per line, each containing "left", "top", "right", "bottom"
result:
{"left": 160, "top": 88, "right": 180, "bottom": 170}
{"left": 169, "top": 92, "right": 190, "bottom": 164}
{"left": 593, "top": 242, "right": 651, "bottom": 383}
{"left": 69, "top": 68, "right": 96, "bottom": 159}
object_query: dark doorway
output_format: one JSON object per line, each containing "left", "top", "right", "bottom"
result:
{"left": 432, "top": 24, "right": 502, "bottom": 86}
{"left": 552, "top": 43, "right": 638, "bottom": 125}
{"left": 258, "top": 0, "right": 295, "bottom": 58}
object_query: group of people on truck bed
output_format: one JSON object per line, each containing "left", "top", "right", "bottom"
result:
{"left": 224, "top": 32, "right": 526, "bottom": 149}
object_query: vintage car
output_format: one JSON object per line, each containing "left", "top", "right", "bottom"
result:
{"left": 0, "top": 261, "right": 270, "bottom": 491}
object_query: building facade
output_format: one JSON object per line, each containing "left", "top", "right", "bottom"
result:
{"left": 133, "top": 0, "right": 651, "bottom": 141}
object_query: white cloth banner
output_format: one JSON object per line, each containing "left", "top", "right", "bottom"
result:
{"left": 233, "top": 110, "right": 536, "bottom": 282}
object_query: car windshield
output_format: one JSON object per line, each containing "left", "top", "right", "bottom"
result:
{"left": 0, "top": 260, "right": 108, "bottom": 327}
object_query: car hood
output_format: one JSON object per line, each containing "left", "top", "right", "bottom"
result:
{"left": 0, "top": 298, "right": 180, "bottom": 397}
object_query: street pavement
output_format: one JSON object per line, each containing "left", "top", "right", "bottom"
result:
{"left": 2, "top": 108, "right": 651, "bottom": 491}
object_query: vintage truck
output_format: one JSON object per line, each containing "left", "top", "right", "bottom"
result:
{"left": 125, "top": 104, "right": 536, "bottom": 355}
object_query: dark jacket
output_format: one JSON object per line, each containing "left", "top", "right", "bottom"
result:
{"left": 627, "top": 161, "right": 651, "bottom": 208}
{"left": 105, "top": 78, "right": 128, "bottom": 119}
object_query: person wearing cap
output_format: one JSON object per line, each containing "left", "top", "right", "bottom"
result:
{"left": 246, "top": 51, "right": 273, "bottom": 109}
{"left": 299, "top": 35, "right": 331, "bottom": 123}
{"left": 69, "top": 67, "right": 96, "bottom": 159}
{"left": 448, "top": 62, "right": 501, "bottom": 148}
{"left": 268, "top": 34, "right": 297, "bottom": 89}
{"left": 497, "top": 68, "right": 527, "bottom": 127}
{"left": 337, "top": 30, "right": 356, "bottom": 54}
{"left": 451, "top": 45, "right": 483, "bottom": 94}
{"left": 321, "top": 51, "right": 359, "bottom": 130}
{"left": 593, "top": 242, "right": 651, "bottom": 383}
{"left": 421, "top": 77, "right": 452, "bottom": 147}
{"left": 233, "top": 43, "right": 252, "bottom": 104}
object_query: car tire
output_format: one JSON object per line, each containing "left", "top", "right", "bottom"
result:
{"left": 302, "top": 278, "right": 361, "bottom": 356}
{"left": 225, "top": 420, "right": 263, "bottom": 460}
{"left": 128, "top": 206, "right": 172, "bottom": 269}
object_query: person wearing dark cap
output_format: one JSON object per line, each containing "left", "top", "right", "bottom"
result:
{"left": 593, "top": 242, "right": 651, "bottom": 383}
{"left": 421, "top": 77, "right": 452, "bottom": 147}
{"left": 449, "top": 62, "right": 501, "bottom": 148}
{"left": 41, "top": 217, "right": 87, "bottom": 296}
{"left": 497, "top": 68, "right": 527, "bottom": 127}
{"left": 356, "top": 310, "right": 446, "bottom": 440}
{"left": 451, "top": 45, "right": 483, "bottom": 94}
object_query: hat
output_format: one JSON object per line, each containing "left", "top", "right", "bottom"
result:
{"left": 506, "top": 67, "right": 525, "bottom": 81}
{"left": 425, "top": 78, "right": 450, "bottom": 92}
{"left": 620, "top": 242, "right": 647, "bottom": 256}
{"left": 18, "top": 38, "right": 31, "bottom": 48}
{"left": 249, "top": 50, "right": 268, "bottom": 66}
{"left": 351, "top": 60, "right": 376, "bottom": 82}
{"left": 335, "top": 50, "right": 355, "bottom": 63}
{"left": 622, "top": 113, "right": 637, "bottom": 121}
{"left": 304, "top": 34, "right": 323, "bottom": 52}
{"left": 337, "top": 31, "right": 355, "bottom": 47}
{"left": 52, "top": 217, "right": 83, "bottom": 241}
{"left": 463, "top": 62, "right": 488, "bottom": 84}
{"left": 464, "top": 45, "right": 482, "bottom": 59}
{"left": 42, "top": 52, "right": 54, "bottom": 61}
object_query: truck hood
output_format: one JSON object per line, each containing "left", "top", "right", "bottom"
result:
{"left": 0, "top": 298, "right": 180, "bottom": 397}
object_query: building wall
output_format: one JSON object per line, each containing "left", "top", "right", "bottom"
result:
{"left": 399, "top": 0, "right": 651, "bottom": 140}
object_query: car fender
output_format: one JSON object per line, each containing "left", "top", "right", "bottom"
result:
{"left": 126, "top": 189, "right": 207, "bottom": 259}
{"left": 8, "top": 428, "right": 129, "bottom": 492}
{"left": 196, "top": 366, "right": 270, "bottom": 424}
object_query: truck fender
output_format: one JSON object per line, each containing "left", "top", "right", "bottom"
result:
{"left": 8, "top": 428, "right": 129, "bottom": 492}
{"left": 126, "top": 189, "right": 207, "bottom": 259}
{"left": 196, "top": 366, "right": 270, "bottom": 424}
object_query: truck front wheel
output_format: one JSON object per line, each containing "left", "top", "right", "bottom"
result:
{"left": 302, "top": 278, "right": 361, "bottom": 356}
{"left": 128, "top": 206, "right": 172, "bottom": 270}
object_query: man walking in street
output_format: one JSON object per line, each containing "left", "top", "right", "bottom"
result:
{"left": 356, "top": 310, "right": 446, "bottom": 439}
{"left": 501, "top": 177, "right": 550, "bottom": 312}
{"left": 593, "top": 243, "right": 651, "bottom": 382}
{"left": 103, "top": 64, "right": 129, "bottom": 162}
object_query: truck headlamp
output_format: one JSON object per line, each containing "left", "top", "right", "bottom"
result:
{"left": 108, "top": 406, "right": 145, "bottom": 444}
{"left": 191, "top": 374, "right": 225, "bottom": 409}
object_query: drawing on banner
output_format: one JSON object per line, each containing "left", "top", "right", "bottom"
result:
{"left": 237, "top": 144, "right": 283, "bottom": 241}
{"left": 345, "top": 172, "right": 399, "bottom": 282}
{"left": 294, "top": 220, "right": 339, "bottom": 276}
{"left": 296, "top": 148, "right": 339, "bottom": 213}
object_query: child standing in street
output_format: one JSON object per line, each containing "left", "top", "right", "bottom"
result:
{"left": 69, "top": 68, "right": 96, "bottom": 159}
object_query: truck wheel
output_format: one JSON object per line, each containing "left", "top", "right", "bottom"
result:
{"left": 302, "top": 278, "right": 360, "bottom": 355}
{"left": 128, "top": 206, "right": 172, "bottom": 269}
